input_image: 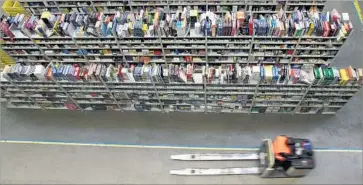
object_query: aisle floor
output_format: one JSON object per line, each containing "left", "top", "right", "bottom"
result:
{"left": 1, "top": 143, "right": 362, "bottom": 184}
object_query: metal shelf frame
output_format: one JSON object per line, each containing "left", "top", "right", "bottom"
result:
{"left": 1, "top": 78, "right": 361, "bottom": 114}
{"left": 3, "top": 34, "right": 347, "bottom": 64}
{"left": 18, "top": 0, "right": 326, "bottom": 15}
{"left": 2, "top": 0, "right": 361, "bottom": 114}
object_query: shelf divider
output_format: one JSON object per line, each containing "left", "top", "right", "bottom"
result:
{"left": 99, "top": 76, "right": 123, "bottom": 111}
{"left": 249, "top": 80, "right": 261, "bottom": 114}
{"left": 203, "top": 75, "right": 207, "bottom": 113}
{"left": 293, "top": 82, "right": 314, "bottom": 114}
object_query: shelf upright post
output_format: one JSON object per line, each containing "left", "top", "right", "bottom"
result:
{"left": 112, "top": 29, "right": 128, "bottom": 66}
{"left": 247, "top": 11, "right": 254, "bottom": 65}
{"left": 205, "top": 30, "right": 209, "bottom": 66}
{"left": 293, "top": 82, "right": 313, "bottom": 114}
{"left": 289, "top": 31, "right": 303, "bottom": 64}
{"left": 89, "top": 1, "right": 97, "bottom": 12}
{"left": 158, "top": 28, "right": 168, "bottom": 65}
{"left": 6, "top": 78, "right": 45, "bottom": 110}
{"left": 144, "top": 29, "right": 165, "bottom": 113}
{"left": 48, "top": 62, "right": 83, "bottom": 111}
{"left": 206, "top": 0, "right": 208, "bottom": 12}
{"left": 284, "top": 0, "right": 289, "bottom": 13}
{"left": 157, "top": 27, "right": 171, "bottom": 83}
{"left": 248, "top": 80, "right": 261, "bottom": 114}
{"left": 204, "top": 21, "right": 209, "bottom": 113}
{"left": 203, "top": 75, "right": 208, "bottom": 113}
{"left": 98, "top": 76, "right": 123, "bottom": 111}
{"left": 150, "top": 73, "right": 165, "bottom": 113}
{"left": 166, "top": 0, "right": 170, "bottom": 12}
{"left": 52, "top": 1, "right": 61, "bottom": 14}
{"left": 98, "top": 31, "right": 126, "bottom": 111}
{"left": 128, "top": 0, "right": 133, "bottom": 11}
{"left": 72, "top": 36, "right": 89, "bottom": 62}
{"left": 158, "top": 28, "right": 167, "bottom": 66}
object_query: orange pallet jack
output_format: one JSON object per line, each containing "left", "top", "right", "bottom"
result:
{"left": 170, "top": 135, "right": 315, "bottom": 178}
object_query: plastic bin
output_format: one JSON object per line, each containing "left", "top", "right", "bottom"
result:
{"left": 0, "top": 50, "right": 15, "bottom": 64}
{"left": 2, "top": 0, "right": 27, "bottom": 16}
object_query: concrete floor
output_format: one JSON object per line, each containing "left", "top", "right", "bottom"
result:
{"left": 0, "top": 1, "right": 363, "bottom": 184}
{"left": 1, "top": 143, "right": 362, "bottom": 184}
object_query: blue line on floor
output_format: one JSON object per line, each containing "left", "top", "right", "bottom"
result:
{"left": 0, "top": 139, "right": 362, "bottom": 152}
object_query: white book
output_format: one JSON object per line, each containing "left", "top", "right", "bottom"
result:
{"left": 34, "top": 64, "right": 46, "bottom": 81}
{"left": 251, "top": 66, "right": 260, "bottom": 84}
{"left": 121, "top": 68, "right": 130, "bottom": 82}
{"left": 128, "top": 69, "right": 136, "bottom": 82}
{"left": 106, "top": 65, "right": 112, "bottom": 81}
{"left": 179, "top": 69, "right": 188, "bottom": 83}
{"left": 342, "top": 13, "right": 349, "bottom": 22}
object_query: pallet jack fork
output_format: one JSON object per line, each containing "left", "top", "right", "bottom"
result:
{"left": 170, "top": 136, "right": 315, "bottom": 178}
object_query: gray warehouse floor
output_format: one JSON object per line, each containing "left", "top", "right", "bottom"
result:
{"left": 1, "top": 1, "right": 363, "bottom": 184}
{"left": 1, "top": 143, "right": 362, "bottom": 184}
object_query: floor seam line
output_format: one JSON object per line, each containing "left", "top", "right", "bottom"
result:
{"left": 0, "top": 140, "right": 361, "bottom": 152}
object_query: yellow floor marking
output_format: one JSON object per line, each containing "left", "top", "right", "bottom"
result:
{"left": 354, "top": 0, "right": 363, "bottom": 23}
{"left": 0, "top": 140, "right": 361, "bottom": 153}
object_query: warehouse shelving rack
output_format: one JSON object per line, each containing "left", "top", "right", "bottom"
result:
{"left": 0, "top": 34, "right": 347, "bottom": 65}
{"left": 0, "top": 0, "right": 345, "bottom": 66}
{"left": 1, "top": 0, "right": 362, "bottom": 114}
{"left": 18, "top": 0, "right": 326, "bottom": 15}
{"left": 1, "top": 67, "right": 361, "bottom": 114}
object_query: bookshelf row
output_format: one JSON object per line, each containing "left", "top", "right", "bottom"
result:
{"left": 1, "top": 5, "right": 352, "bottom": 65}
{"left": 1, "top": 62, "right": 362, "bottom": 114}
{"left": 19, "top": 0, "right": 326, "bottom": 15}
{"left": 1, "top": 0, "right": 361, "bottom": 114}
{"left": 1, "top": 35, "right": 345, "bottom": 64}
